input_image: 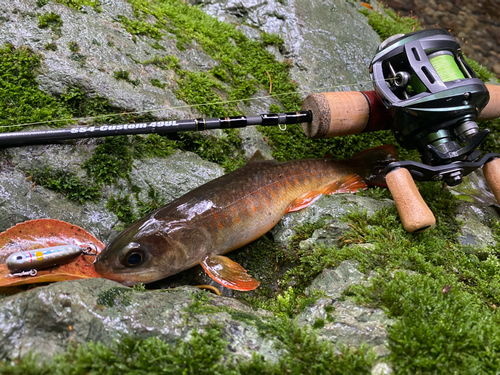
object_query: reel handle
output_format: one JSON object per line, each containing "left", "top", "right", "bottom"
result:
{"left": 483, "top": 158, "right": 500, "bottom": 204}
{"left": 302, "top": 84, "right": 500, "bottom": 138}
{"left": 386, "top": 168, "right": 436, "bottom": 233}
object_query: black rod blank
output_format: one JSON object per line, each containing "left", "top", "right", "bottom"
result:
{"left": 0, "top": 111, "right": 312, "bottom": 148}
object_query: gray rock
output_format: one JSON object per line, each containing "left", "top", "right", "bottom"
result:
{"left": 298, "top": 261, "right": 392, "bottom": 357}
{"left": 455, "top": 202, "right": 498, "bottom": 247}
{"left": 305, "top": 259, "right": 365, "bottom": 299}
{"left": 195, "top": 0, "right": 381, "bottom": 93}
{"left": 271, "top": 194, "right": 393, "bottom": 246}
{"left": 0, "top": 278, "right": 279, "bottom": 362}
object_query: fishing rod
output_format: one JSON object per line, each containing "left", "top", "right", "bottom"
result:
{"left": 0, "top": 112, "right": 312, "bottom": 147}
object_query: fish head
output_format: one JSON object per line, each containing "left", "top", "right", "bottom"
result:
{"left": 95, "top": 216, "right": 189, "bottom": 286}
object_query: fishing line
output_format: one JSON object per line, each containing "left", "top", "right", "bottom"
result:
{"left": 0, "top": 78, "right": 381, "bottom": 130}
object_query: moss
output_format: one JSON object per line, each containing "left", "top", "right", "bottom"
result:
{"left": 37, "top": 12, "right": 63, "bottom": 36}
{"left": 0, "top": 321, "right": 375, "bottom": 374}
{"left": 136, "top": 187, "right": 165, "bottom": 217}
{"left": 117, "top": 15, "right": 163, "bottom": 40}
{"left": 150, "top": 78, "right": 166, "bottom": 89}
{"left": 132, "top": 282, "right": 147, "bottom": 292}
{"left": 175, "top": 128, "right": 246, "bottom": 172}
{"left": 106, "top": 193, "right": 136, "bottom": 227}
{"left": 54, "top": 0, "right": 102, "bottom": 11}
{"left": 268, "top": 103, "right": 282, "bottom": 113}
{"left": 359, "top": 6, "right": 422, "bottom": 41}
{"left": 44, "top": 42, "right": 57, "bottom": 51}
{"left": 96, "top": 286, "right": 132, "bottom": 307}
{"left": 260, "top": 31, "right": 284, "bottom": 47}
{"left": 27, "top": 167, "right": 101, "bottom": 203}
{"left": 84, "top": 136, "right": 134, "bottom": 186}
{"left": 113, "top": 70, "right": 140, "bottom": 87}
{"left": 0, "top": 44, "right": 73, "bottom": 131}
{"left": 131, "top": 133, "right": 177, "bottom": 158}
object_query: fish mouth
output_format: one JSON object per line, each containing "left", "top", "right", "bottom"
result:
{"left": 94, "top": 259, "right": 164, "bottom": 286}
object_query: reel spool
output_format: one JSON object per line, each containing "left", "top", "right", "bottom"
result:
{"left": 370, "top": 28, "right": 495, "bottom": 186}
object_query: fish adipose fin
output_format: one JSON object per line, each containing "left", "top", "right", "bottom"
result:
{"left": 285, "top": 174, "right": 367, "bottom": 213}
{"left": 201, "top": 254, "right": 260, "bottom": 291}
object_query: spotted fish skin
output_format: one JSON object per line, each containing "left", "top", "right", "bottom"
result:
{"left": 95, "top": 145, "right": 398, "bottom": 289}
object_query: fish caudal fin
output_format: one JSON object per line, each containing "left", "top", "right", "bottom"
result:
{"left": 285, "top": 174, "right": 367, "bottom": 213}
{"left": 201, "top": 254, "right": 260, "bottom": 291}
{"left": 348, "top": 145, "right": 399, "bottom": 187}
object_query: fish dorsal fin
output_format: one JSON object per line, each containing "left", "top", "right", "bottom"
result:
{"left": 201, "top": 254, "right": 260, "bottom": 291}
{"left": 248, "top": 150, "right": 267, "bottom": 163}
{"left": 285, "top": 174, "right": 367, "bottom": 213}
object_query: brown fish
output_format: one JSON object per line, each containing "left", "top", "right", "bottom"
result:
{"left": 95, "top": 145, "right": 398, "bottom": 290}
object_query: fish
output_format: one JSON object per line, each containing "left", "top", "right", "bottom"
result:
{"left": 95, "top": 145, "right": 398, "bottom": 291}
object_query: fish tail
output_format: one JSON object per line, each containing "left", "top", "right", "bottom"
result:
{"left": 348, "top": 145, "right": 399, "bottom": 186}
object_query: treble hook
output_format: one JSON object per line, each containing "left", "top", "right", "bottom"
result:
{"left": 82, "top": 243, "right": 98, "bottom": 266}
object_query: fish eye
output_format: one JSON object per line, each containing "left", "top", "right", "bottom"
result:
{"left": 119, "top": 243, "right": 145, "bottom": 267}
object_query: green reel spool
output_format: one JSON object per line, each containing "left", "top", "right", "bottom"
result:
{"left": 410, "top": 51, "right": 465, "bottom": 94}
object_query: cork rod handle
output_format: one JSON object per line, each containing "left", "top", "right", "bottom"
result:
{"left": 483, "top": 158, "right": 500, "bottom": 204}
{"left": 386, "top": 168, "right": 436, "bottom": 233}
{"left": 478, "top": 84, "right": 500, "bottom": 121}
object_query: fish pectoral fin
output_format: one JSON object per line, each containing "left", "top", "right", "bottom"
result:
{"left": 323, "top": 174, "right": 367, "bottom": 194}
{"left": 201, "top": 254, "right": 260, "bottom": 291}
{"left": 285, "top": 191, "right": 322, "bottom": 213}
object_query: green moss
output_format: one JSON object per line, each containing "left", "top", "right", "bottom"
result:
{"left": 96, "top": 286, "right": 132, "bottom": 307}
{"left": 268, "top": 104, "right": 282, "bottom": 113}
{"left": 37, "top": 12, "right": 63, "bottom": 36}
{"left": 261, "top": 31, "right": 284, "bottom": 47}
{"left": 359, "top": 7, "right": 422, "bottom": 41}
{"left": 84, "top": 136, "right": 134, "bottom": 186}
{"left": 106, "top": 193, "right": 136, "bottom": 227}
{"left": 150, "top": 78, "right": 166, "bottom": 89}
{"left": 27, "top": 167, "right": 101, "bottom": 203}
{"left": 113, "top": 70, "right": 140, "bottom": 87}
{"left": 54, "top": 0, "right": 102, "bottom": 11}
{"left": 0, "top": 44, "right": 72, "bottom": 130}
{"left": 175, "top": 128, "right": 246, "bottom": 172}
{"left": 117, "top": 15, "right": 163, "bottom": 40}
{"left": 136, "top": 187, "right": 165, "bottom": 217}
{"left": 68, "top": 41, "right": 79, "bottom": 52}
{"left": 120, "top": 0, "right": 301, "bottom": 114}
{"left": 44, "top": 42, "right": 57, "bottom": 51}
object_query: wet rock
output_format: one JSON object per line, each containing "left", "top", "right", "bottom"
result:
{"left": 0, "top": 278, "right": 279, "bottom": 362}
{"left": 298, "top": 261, "right": 393, "bottom": 357}
{"left": 271, "top": 194, "right": 393, "bottom": 246}
{"left": 195, "top": 0, "right": 381, "bottom": 93}
{"left": 455, "top": 203, "right": 498, "bottom": 247}
{"left": 305, "top": 260, "right": 365, "bottom": 298}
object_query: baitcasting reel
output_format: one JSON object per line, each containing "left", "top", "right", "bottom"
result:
{"left": 370, "top": 28, "right": 497, "bottom": 186}
{"left": 302, "top": 28, "right": 500, "bottom": 233}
